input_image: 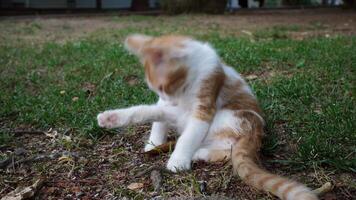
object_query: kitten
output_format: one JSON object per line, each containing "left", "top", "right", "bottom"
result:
{"left": 97, "top": 34, "right": 318, "bottom": 200}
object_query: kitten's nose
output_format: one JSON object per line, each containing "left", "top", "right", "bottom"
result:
{"left": 158, "top": 85, "right": 163, "bottom": 91}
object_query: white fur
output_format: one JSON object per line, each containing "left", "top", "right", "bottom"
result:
{"left": 97, "top": 36, "right": 258, "bottom": 172}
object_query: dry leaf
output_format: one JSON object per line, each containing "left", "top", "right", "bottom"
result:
{"left": 143, "top": 141, "right": 176, "bottom": 156}
{"left": 72, "top": 97, "right": 79, "bottom": 101}
{"left": 127, "top": 182, "right": 144, "bottom": 191}
{"left": 246, "top": 74, "right": 258, "bottom": 80}
{"left": 241, "top": 30, "right": 252, "bottom": 36}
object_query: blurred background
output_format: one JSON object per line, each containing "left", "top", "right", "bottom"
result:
{"left": 0, "top": 0, "right": 355, "bottom": 16}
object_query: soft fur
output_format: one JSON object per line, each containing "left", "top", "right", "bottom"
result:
{"left": 97, "top": 34, "right": 318, "bottom": 200}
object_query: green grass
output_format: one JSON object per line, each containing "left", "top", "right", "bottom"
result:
{"left": 0, "top": 17, "right": 355, "bottom": 173}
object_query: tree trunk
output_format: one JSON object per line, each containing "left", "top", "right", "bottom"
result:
{"left": 131, "top": 0, "right": 149, "bottom": 11}
{"left": 96, "top": 0, "right": 101, "bottom": 10}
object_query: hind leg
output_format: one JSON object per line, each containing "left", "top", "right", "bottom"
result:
{"left": 192, "top": 109, "right": 242, "bottom": 162}
{"left": 193, "top": 148, "right": 231, "bottom": 162}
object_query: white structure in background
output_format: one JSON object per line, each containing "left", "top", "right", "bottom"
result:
{"left": 228, "top": 0, "right": 240, "bottom": 9}
{"left": 248, "top": 0, "right": 259, "bottom": 8}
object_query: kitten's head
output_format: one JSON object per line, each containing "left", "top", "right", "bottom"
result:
{"left": 124, "top": 34, "right": 190, "bottom": 97}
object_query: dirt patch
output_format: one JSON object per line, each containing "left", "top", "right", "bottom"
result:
{"left": 1, "top": 126, "right": 355, "bottom": 199}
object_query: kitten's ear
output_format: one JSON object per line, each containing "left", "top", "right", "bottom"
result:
{"left": 124, "top": 34, "right": 152, "bottom": 56}
{"left": 142, "top": 47, "right": 163, "bottom": 65}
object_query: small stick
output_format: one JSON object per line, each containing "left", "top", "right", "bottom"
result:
{"left": 133, "top": 165, "right": 157, "bottom": 178}
{"left": 11, "top": 130, "right": 45, "bottom": 136}
{"left": 6, "top": 151, "right": 77, "bottom": 168}
{"left": 313, "top": 182, "right": 332, "bottom": 195}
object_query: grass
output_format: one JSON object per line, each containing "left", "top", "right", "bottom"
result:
{"left": 0, "top": 15, "right": 355, "bottom": 177}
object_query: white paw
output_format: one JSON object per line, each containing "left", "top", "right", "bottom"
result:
{"left": 166, "top": 153, "right": 191, "bottom": 172}
{"left": 192, "top": 148, "right": 209, "bottom": 161}
{"left": 97, "top": 110, "right": 128, "bottom": 128}
{"left": 144, "top": 143, "right": 156, "bottom": 152}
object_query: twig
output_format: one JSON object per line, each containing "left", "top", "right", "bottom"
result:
{"left": 67, "top": 162, "right": 76, "bottom": 178}
{"left": 133, "top": 165, "right": 158, "bottom": 178}
{"left": 11, "top": 130, "right": 45, "bottom": 136}
{"left": 11, "top": 154, "right": 57, "bottom": 167}
{"left": 5, "top": 151, "right": 78, "bottom": 169}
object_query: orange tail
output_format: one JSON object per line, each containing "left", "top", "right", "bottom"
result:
{"left": 232, "top": 111, "right": 318, "bottom": 200}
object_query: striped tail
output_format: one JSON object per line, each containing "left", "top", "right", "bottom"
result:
{"left": 232, "top": 111, "right": 318, "bottom": 200}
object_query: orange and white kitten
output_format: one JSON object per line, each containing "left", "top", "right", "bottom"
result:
{"left": 97, "top": 34, "right": 318, "bottom": 200}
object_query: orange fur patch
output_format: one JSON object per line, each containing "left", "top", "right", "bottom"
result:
{"left": 195, "top": 67, "right": 225, "bottom": 121}
{"left": 207, "top": 149, "right": 231, "bottom": 162}
{"left": 146, "top": 35, "right": 190, "bottom": 47}
{"left": 137, "top": 35, "right": 190, "bottom": 95}
{"left": 163, "top": 66, "right": 188, "bottom": 95}
{"left": 221, "top": 80, "right": 263, "bottom": 116}
{"left": 271, "top": 179, "right": 288, "bottom": 194}
{"left": 256, "top": 175, "right": 275, "bottom": 189}
{"left": 214, "top": 128, "right": 242, "bottom": 141}
{"left": 282, "top": 183, "right": 298, "bottom": 199}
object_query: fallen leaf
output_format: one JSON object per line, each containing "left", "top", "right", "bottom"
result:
{"left": 143, "top": 141, "right": 176, "bottom": 156}
{"left": 241, "top": 30, "right": 252, "bottom": 36}
{"left": 127, "top": 182, "right": 144, "bottom": 191}
{"left": 246, "top": 74, "right": 258, "bottom": 80}
{"left": 72, "top": 97, "right": 79, "bottom": 101}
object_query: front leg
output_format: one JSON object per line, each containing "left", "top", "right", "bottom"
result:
{"left": 97, "top": 105, "right": 169, "bottom": 128}
{"left": 144, "top": 122, "right": 168, "bottom": 152}
{"left": 166, "top": 67, "right": 224, "bottom": 172}
{"left": 166, "top": 117, "right": 210, "bottom": 172}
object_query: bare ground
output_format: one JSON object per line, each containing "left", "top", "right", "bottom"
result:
{"left": 1, "top": 8, "right": 356, "bottom": 200}
{"left": 1, "top": 126, "right": 355, "bottom": 199}
{"left": 1, "top": 8, "right": 356, "bottom": 44}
